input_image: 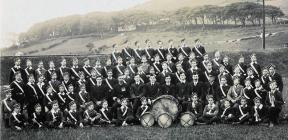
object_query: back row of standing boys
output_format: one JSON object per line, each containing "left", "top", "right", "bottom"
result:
{"left": 3, "top": 39, "right": 284, "bottom": 130}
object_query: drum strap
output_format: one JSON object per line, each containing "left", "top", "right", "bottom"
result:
{"left": 105, "top": 79, "right": 114, "bottom": 90}
{"left": 239, "top": 105, "right": 245, "bottom": 116}
{"left": 220, "top": 85, "right": 226, "bottom": 97}
{"left": 83, "top": 67, "right": 91, "bottom": 76}
{"left": 145, "top": 49, "right": 151, "bottom": 59}
{"left": 12, "top": 112, "right": 21, "bottom": 123}
{"left": 46, "top": 94, "right": 52, "bottom": 102}
{"left": 180, "top": 47, "right": 188, "bottom": 57}
{"left": 49, "top": 81, "right": 56, "bottom": 92}
{"left": 85, "top": 110, "right": 91, "bottom": 119}
{"left": 213, "top": 59, "right": 220, "bottom": 67}
{"left": 243, "top": 88, "right": 250, "bottom": 99}
{"left": 57, "top": 93, "right": 65, "bottom": 103}
{"left": 175, "top": 73, "right": 181, "bottom": 82}
{"left": 90, "top": 78, "right": 96, "bottom": 86}
{"left": 79, "top": 92, "right": 86, "bottom": 103}
{"left": 37, "top": 84, "right": 45, "bottom": 96}
{"left": 122, "top": 107, "right": 127, "bottom": 117}
{"left": 67, "top": 93, "right": 75, "bottom": 101}
{"left": 11, "top": 67, "right": 16, "bottom": 74}
{"left": 71, "top": 68, "right": 79, "bottom": 78}
{"left": 254, "top": 89, "right": 262, "bottom": 99}
{"left": 60, "top": 67, "right": 64, "bottom": 78}
{"left": 194, "top": 45, "right": 203, "bottom": 56}
{"left": 28, "top": 84, "right": 38, "bottom": 99}
{"left": 25, "top": 68, "right": 29, "bottom": 76}
{"left": 3, "top": 99, "right": 11, "bottom": 112}
{"left": 153, "top": 63, "right": 161, "bottom": 72}
{"left": 129, "top": 65, "right": 135, "bottom": 74}
{"left": 134, "top": 49, "right": 141, "bottom": 59}
{"left": 202, "top": 62, "right": 208, "bottom": 71}
{"left": 233, "top": 86, "right": 238, "bottom": 97}
{"left": 13, "top": 81, "right": 24, "bottom": 93}
{"left": 167, "top": 66, "right": 172, "bottom": 73}
{"left": 112, "top": 52, "right": 117, "bottom": 62}
{"left": 250, "top": 63, "right": 259, "bottom": 76}
{"left": 141, "top": 106, "right": 149, "bottom": 116}
{"left": 221, "top": 107, "right": 228, "bottom": 117}
{"left": 117, "top": 66, "right": 124, "bottom": 75}
{"left": 93, "top": 67, "right": 102, "bottom": 76}
{"left": 157, "top": 49, "right": 165, "bottom": 59}
{"left": 124, "top": 48, "right": 131, "bottom": 57}
{"left": 238, "top": 64, "right": 245, "bottom": 73}
{"left": 101, "top": 109, "right": 110, "bottom": 121}
{"left": 68, "top": 111, "right": 77, "bottom": 122}
{"left": 62, "top": 82, "right": 68, "bottom": 92}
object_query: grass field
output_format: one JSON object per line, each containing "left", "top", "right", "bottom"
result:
{"left": 1, "top": 124, "right": 288, "bottom": 140}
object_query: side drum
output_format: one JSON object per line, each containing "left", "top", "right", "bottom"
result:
{"left": 140, "top": 112, "right": 155, "bottom": 127}
{"left": 180, "top": 112, "right": 196, "bottom": 127}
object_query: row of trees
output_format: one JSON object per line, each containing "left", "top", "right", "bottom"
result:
{"left": 19, "top": 2, "right": 285, "bottom": 43}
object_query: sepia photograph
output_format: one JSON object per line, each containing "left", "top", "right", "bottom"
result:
{"left": 0, "top": 0, "right": 288, "bottom": 139}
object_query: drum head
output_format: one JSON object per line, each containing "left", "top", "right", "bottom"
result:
{"left": 152, "top": 95, "right": 179, "bottom": 120}
{"left": 180, "top": 112, "right": 195, "bottom": 127}
{"left": 157, "top": 113, "right": 172, "bottom": 128}
{"left": 140, "top": 112, "right": 155, "bottom": 127}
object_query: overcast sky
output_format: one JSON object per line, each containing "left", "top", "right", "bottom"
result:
{"left": 0, "top": 0, "right": 147, "bottom": 35}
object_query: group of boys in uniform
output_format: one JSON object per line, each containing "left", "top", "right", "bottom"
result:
{"left": 2, "top": 38, "right": 284, "bottom": 130}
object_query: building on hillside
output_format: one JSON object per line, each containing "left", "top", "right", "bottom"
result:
{"left": 117, "top": 25, "right": 137, "bottom": 32}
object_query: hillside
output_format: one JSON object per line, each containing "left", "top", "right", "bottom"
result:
{"left": 131, "top": 0, "right": 288, "bottom": 14}
{"left": 1, "top": 24, "right": 288, "bottom": 56}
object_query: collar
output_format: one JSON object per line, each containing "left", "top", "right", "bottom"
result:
{"left": 141, "top": 105, "right": 148, "bottom": 108}
{"left": 255, "top": 104, "right": 263, "bottom": 109}
{"left": 49, "top": 68, "right": 55, "bottom": 71}
{"left": 240, "top": 104, "right": 248, "bottom": 108}
{"left": 72, "top": 66, "right": 78, "bottom": 68}
{"left": 14, "top": 66, "right": 21, "bottom": 69}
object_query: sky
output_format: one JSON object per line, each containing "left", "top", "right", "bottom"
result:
{"left": 0, "top": 0, "right": 147, "bottom": 34}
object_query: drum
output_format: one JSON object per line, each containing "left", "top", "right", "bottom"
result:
{"left": 180, "top": 112, "right": 196, "bottom": 127}
{"left": 140, "top": 112, "right": 155, "bottom": 127}
{"left": 151, "top": 95, "right": 180, "bottom": 128}
{"left": 157, "top": 113, "right": 172, "bottom": 128}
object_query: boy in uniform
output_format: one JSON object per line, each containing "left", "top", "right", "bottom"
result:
{"left": 45, "top": 61, "right": 56, "bottom": 82}
{"left": 10, "top": 71, "right": 25, "bottom": 109}
{"left": 70, "top": 57, "right": 81, "bottom": 82}
{"left": 9, "top": 104, "right": 27, "bottom": 130}
{"left": 2, "top": 88, "right": 17, "bottom": 128}
{"left": 64, "top": 101, "right": 83, "bottom": 128}
{"left": 199, "top": 95, "right": 219, "bottom": 124}
{"left": 57, "top": 58, "right": 70, "bottom": 81}
{"left": 45, "top": 100, "right": 64, "bottom": 129}
{"left": 116, "top": 98, "right": 135, "bottom": 126}
{"left": 9, "top": 58, "right": 24, "bottom": 83}
{"left": 23, "top": 59, "right": 36, "bottom": 84}
{"left": 30, "top": 103, "right": 46, "bottom": 128}
{"left": 136, "top": 97, "right": 150, "bottom": 124}
{"left": 234, "top": 97, "right": 251, "bottom": 124}
{"left": 99, "top": 99, "right": 115, "bottom": 126}
{"left": 83, "top": 101, "right": 101, "bottom": 126}
{"left": 220, "top": 99, "right": 236, "bottom": 124}
{"left": 268, "top": 64, "right": 283, "bottom": 92}
{"left": 266, "top": 80, "right": 284, "bottom": 127}
{"left": 251, "top": 97, "right": 267, "bottom": 124}
{"left": 227, "top": 77, "right": 244, "bottom": 107}
{"left": 192, "top": 39, "right": 206, "bottom": 62}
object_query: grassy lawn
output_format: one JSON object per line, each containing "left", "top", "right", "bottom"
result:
{"left": 1, "top": 124, "right": 288, "bottom": 140}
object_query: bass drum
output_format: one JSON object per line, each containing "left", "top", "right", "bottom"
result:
{"left": 151, "top": 95, "right": 180, "bottom": 127}
{"left": 140, "top": 112, "right": 155, "bottom": 127}
{"left": 180, "top": 112, "right": 196, "bottom": 127}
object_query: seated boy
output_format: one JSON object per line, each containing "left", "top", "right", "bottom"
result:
{"left": 199, "top": 95, "right": 219, "bottom": 125}
{"left": 99, "top": 99, "right": 116, "bottom": 126}
{"left": 2, "top": 88, "right": 17, "bottom": 128}
{"left": 234, "top": 97, "right": 251, "bottom": 124}
{"left": 220, "top": 99, "right": 236, "bottom": 124}
{"left": 186, "top": 93, "right": 203, "bottom": 121}
{"left": 116, "top": 98, "right": 135, "bottom": 126}
{"left": 83, "top": 101, "right": 101, "bottom": 126}
{"left": 45, "top": 100, "right": 64, "bottom": 129}
{"left": 135, "top": 97, "right": 150, "bottom": 124}
{"left": 9, "top": 104, "right": 27, "bottom": 130}
{"left": 30, "top": 103, "right": 46, "bottom": 128}
{"left": 64, "top": 101, "right": 83, "bottom": 128}
{"left": 251, "top": 97, "right": 267, "bottom": 125}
